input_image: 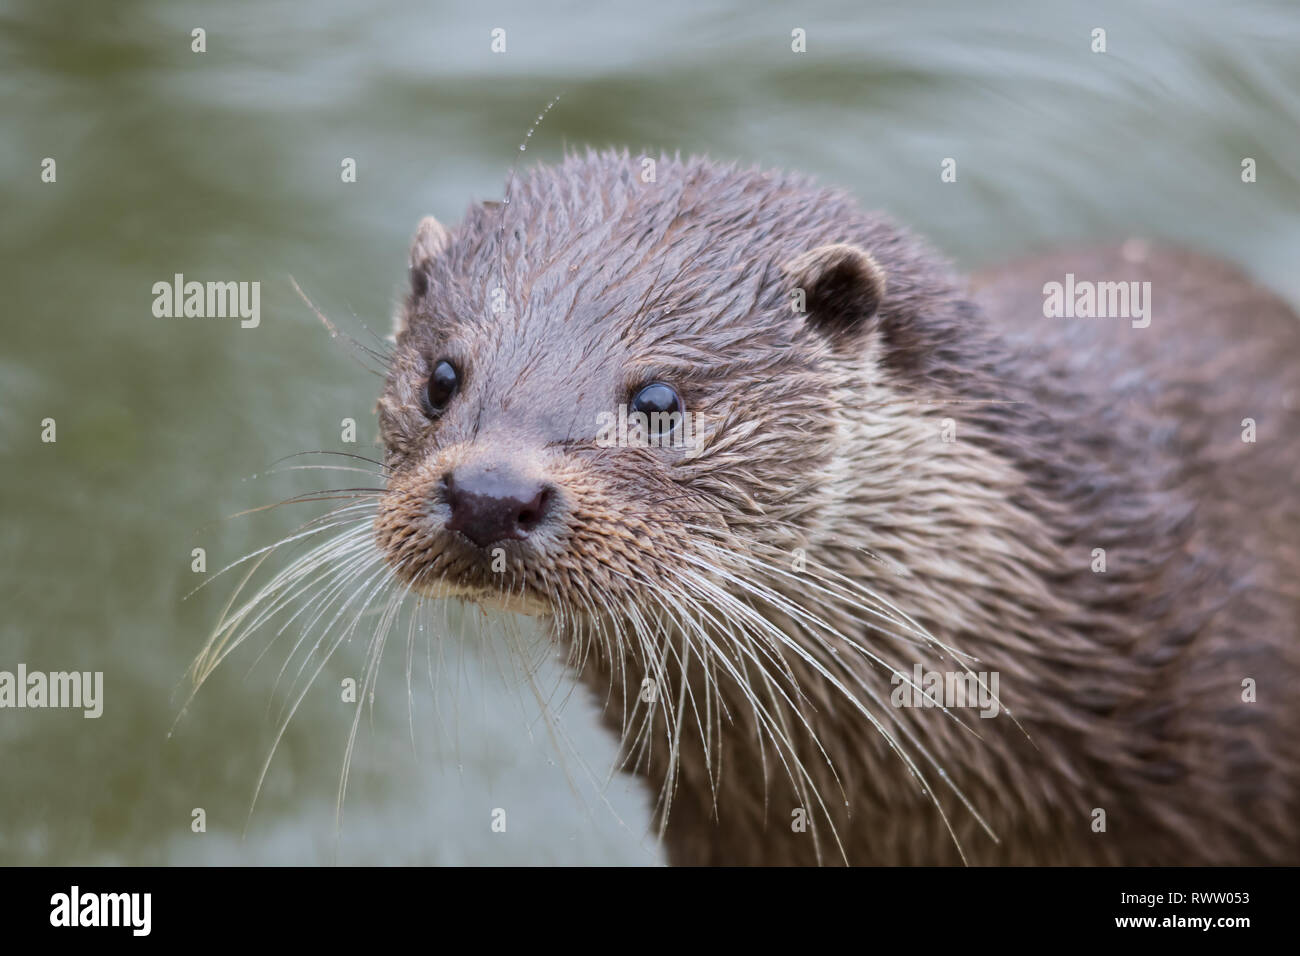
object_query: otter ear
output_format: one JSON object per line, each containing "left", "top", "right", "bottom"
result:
{"left": 782, "top": 243, "right": 886, "bottom": 341}
{"left": 408, "top": 215, "right": 451, "bottom": 298}
{"left": 393, "top": 216, "right": 452, "bottom": 341}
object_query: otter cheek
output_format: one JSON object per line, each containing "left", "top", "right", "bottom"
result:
{"left": 373, "top": 483, "right": 430, "bottom": 574}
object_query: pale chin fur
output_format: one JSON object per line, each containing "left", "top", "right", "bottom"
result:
{"left": 413, "top": 578, "right": 553, "bottom": 617}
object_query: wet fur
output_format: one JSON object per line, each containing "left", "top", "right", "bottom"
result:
{"left": 376, "top": 150, "right": 1300, "bottom": 865}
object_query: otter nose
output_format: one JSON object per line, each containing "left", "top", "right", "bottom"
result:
{"left": 443, "top": 465, "right": 553, "bottom": 548}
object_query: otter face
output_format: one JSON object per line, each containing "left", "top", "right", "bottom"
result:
{"left": 373, "top": 156, "right": 888, "bottom": 621}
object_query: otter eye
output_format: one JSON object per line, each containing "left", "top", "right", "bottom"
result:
{"left": 631, "top": 382, "right": 682, "bottom": 435}
{"left": 422, "top": 359, "right": 459, "bottom": 417}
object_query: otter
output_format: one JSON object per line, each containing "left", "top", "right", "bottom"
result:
{"left": 273, "top": 149, "right": 1300, "bottom": 865}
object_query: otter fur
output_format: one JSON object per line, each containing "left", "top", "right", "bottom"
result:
{"left": 372, "top": 150, "right": 1300, "bottom": 865}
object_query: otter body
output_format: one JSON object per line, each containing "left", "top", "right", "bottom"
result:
{"left": 377, "top": 152, "right": 1300, "bottom": 865}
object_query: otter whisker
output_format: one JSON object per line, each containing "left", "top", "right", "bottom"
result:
{"left": 184, "top": 501, "right": 378, "bottom": 601}
{"left": 289, "top": 275, "right": 390, "bottom": 377}
{"left": 266, "top": 542, "right": 390, "bottom": 711}
{"left": 675, "top": 547, "right": 997, "bottom": 856}
{"left": 713, "top": 539, "right": 1028, "bottom": 752}
{"left": 187, "top": 517, "right": 377, "bottom": 694}
{"left": 338, "top": 560, "right": 418, "bottom": 828}
{"left": 659, "top": 568, "right": 849, "bottom": 863}
{"left": 676, "top": 556, "right": 951, "bottom": 848}
{"left": 269, "top": 449, "right": 390, "bottom": 471}
{"left": 205, "top": 522, "right": 378, "bottom": 683}
{"left": 246, "top": 554, "right": 401, "bottom": 832}
{"left": 630, "top": 567, "right": 849, "bottom": 864}
{"left": 264, "top": 464, "right": 390, "bottom": 480}
{"left": 237, "top": 539, "right": 380, "bottom": 705}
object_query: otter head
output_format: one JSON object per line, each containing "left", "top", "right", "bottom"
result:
{"left": 373, "top": 154, "right": 899, "bottom": 629}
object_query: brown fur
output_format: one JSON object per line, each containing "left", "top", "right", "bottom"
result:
{"left": 375, "top": 151, "right": 1300, "bottom": 865}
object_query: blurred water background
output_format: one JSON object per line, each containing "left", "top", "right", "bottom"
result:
{"left": 1, "top": 0, "right": 1297, "bottom": 864}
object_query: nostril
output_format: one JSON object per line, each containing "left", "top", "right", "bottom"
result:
{"left": 440, "top": 472, "right": 463, "bottom": 516}
{"left": 516, "top": 486, "right": 552, "bottom": 533}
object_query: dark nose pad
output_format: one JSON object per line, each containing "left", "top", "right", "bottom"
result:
{"left": 442, "top": 464, "right": 553, "bottom": 548}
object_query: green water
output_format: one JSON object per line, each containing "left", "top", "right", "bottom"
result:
{"left": 2, "top": 0, "right": 1297, "bottom": 864}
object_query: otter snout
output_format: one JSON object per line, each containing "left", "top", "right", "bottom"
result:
{"left": 442, "top": 463, "right": 554, "bottom": 548}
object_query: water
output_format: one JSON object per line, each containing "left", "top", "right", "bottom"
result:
{"left": 2, "top": 0, "right": 1297, "bottom": 864}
